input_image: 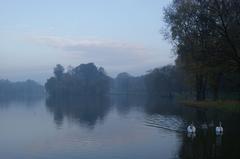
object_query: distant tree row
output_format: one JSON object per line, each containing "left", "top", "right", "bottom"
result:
{"left": 45, "top": 63, "right": 110, "bottom": 96}
{"left": 45, "top": 61, "right": 239, "bottom": 100}
{"left": 0, "top": 79, "right": 44, "bottom": 98}
{"left": 111, "top": 72, "right": 146, "bottom": 94}
{"left": 164, "top": 0, "right": 240, "bottom": 100}
{"left": 145, "top": 65, "right": 189, "bottom": 97}
{"left": 145, "top": 65, "right": 239, "bottom": 100}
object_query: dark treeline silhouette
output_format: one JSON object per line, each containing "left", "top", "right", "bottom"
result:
{"left": 163, "top": 0, "right": 240, "bottom": 101}
{"left": 45, "top": 63, "right": 110, "bottom": 96}
{"left": 0, "top": 79, "right": 44, "bottom": 100}
{"left": 45, "top": 63, "right": 146, "bottom": 97}
{"left": 111, "top": 72, "right": 146, "bottom": 94}
{"left": 45, "top": 61, "right": 239, "bottom": 100}
{"left": 145, "top": 65, "right": 190, "bottom": 98}
{"left": 144, "top": 65, "right": 239, "bottom": 100}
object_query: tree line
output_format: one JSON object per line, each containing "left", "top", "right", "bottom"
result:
{"left": 163, "top": 0, "right": 240, "bottom": 101}
{"left": 0, "top": 79, "right": 44, "bottom": 99}
{"left": 45, "top": 63, "right": 110, "bottom": 97}
{"left": 45, "top": 62, "right": 239, "bottom": 100}
{"left": 111, "top": 72, "right": 146, "bottom": 94}
{"left": 144, "top": 64, "right": 239, "bottom": 100}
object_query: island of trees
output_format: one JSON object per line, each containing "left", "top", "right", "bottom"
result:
{"left": 45, "top": 63, "right": 110, "bottom": 97}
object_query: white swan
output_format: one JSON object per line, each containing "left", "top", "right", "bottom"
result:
{"left": 216, "top": 122, "right": 223, "bottom": 135}
{"left": 187, "top": 124, "right": 196, "bottom": 133}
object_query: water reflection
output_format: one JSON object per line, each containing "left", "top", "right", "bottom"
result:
{"left": 177, "top": 107, "right": 240, "bottom": 159}
{"left": 0, "top": 95, "right": 44, "bottom": 109}
{"left": 111, "top": 94, "right": 146, "bottom": 115}
{"left": 179, "top": 128, "right": 223, "bottom": 158}
{"left": 144, "top": 96, "right": 180, "bottom": 115}
{"left": 141, "top": 96, "right": 240, "bottom": 159}
{"left": 46, "top": 95, "right": 110, "bottom": 129}
{"left": 0, "top": 94, "right": 239, "bottom": 159}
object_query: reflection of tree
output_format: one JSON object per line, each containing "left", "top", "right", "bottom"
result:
{"left": 0, "top": 95, "right": 44, "bottom": 108}
{"left": 46, "top": 95, "right": 110, "bottom": 129}
{"left": 179, "top": 131, "right": 217, "bottom": 159}
{"left": 0, "top": 79, "right": 44, "bottom": 98}
{"left": 142, "top": 97, "right": 240, "bottom": 159}
{"left": 177, "top": 108, "right": 240, "bottom": 159}
{"left": 111, "top": 94, "right": 146, "bottom": 115}
{"left": 144, "top": 96, "right": 181, "bottom": 115}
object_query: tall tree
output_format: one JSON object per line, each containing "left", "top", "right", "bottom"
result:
{"left": 164, "top": 0, "right": 240, "bottom": 100}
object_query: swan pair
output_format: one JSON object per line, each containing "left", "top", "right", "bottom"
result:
{"left": 187, "top": 122, "right": 223, "bottom": 134}
{"left": 187, "top": 123, "right": 196, "bottom": 133}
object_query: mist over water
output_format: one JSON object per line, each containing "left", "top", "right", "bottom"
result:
{"left": 0, "top": 95, "right": 239, "bottom": 159}
{"left": 1, "top": 0, "right": 240, "bottom": 158}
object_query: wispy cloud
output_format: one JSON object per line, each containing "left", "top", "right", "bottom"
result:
{"left": 32, "top": 36, "right": 145, "bottom": 53}
{"left": 30, "top": 35, "right": 172, "bottom": 76}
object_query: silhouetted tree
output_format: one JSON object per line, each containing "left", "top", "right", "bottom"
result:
{"left": 145, "top": 65, "right": 189, "bottom": 97}
{"left": 164, "top": 0, "right": 240, "bottom": 101}
{"left": 45, "top": 63, "right": 110, "bottom": 97}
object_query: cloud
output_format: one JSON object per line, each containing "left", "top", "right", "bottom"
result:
{"left": 31, "top": 35, "right": 173, "bottom": 76}
{"left": 32, "top": 36, "right": 145, "bottom": 53}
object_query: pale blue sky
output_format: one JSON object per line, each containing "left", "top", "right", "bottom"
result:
{"left": 0, "top": 0, "right": 173, "bottom": 84}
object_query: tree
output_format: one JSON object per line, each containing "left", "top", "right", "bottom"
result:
{"left": 45, "top": 63, "right": 110, "bottom": 97}
{"left": 145, "top": 65, "right": 188, "bottom": 97}
{"left": 54, "top": 64, "right": 64, "bottom": 79}
{"left": 164, "top": 0, "right": 240, "bottom": 101}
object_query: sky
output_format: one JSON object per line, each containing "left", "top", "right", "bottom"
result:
{"left": 0, "top": 0, "right": 174, "bottom": 84}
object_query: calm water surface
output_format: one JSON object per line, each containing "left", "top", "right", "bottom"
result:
{"left": 0, "top": 95, "right": 239, "bottom": 159}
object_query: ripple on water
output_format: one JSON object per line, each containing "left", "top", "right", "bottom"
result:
{"left": 144, "top": 114, "right": 186, "bottom": 133}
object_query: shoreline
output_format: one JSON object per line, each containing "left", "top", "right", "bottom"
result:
{"left": 181, "top": 100, "right": 240, "bottom": 113}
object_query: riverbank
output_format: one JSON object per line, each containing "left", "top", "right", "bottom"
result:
{"left": 181, "top": 100, "right": 240, "bottom": 113}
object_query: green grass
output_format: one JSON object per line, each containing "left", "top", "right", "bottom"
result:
{"left": 181, "top": 100, "right": 240, "bottom": 113}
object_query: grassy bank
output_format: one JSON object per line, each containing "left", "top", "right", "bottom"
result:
{"left": 181, "top": 100, "right": 240, "bottom": 113}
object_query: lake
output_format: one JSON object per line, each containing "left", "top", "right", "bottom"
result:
{"left": 0, "top": 95, "right": 239, "bottom": 159}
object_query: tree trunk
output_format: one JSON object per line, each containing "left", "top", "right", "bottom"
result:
{"left": 212, "top": 73, "right": 222, "bottom": 101}
{"left": 196, "top": 74, "right": 207, "bottom": 101}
